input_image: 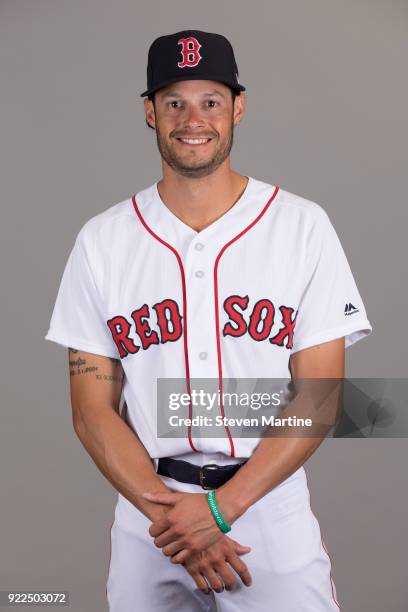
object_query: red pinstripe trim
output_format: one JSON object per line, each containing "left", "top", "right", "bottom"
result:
{"left": 132, "top": 195, "right": 197, "bottom": 453}
{"left": 213, "top": 185, "right": 280, "bottom": 457}
{"left": 105, "top": 519, "right": 115, "bottom": 604}
{"left": 304, "top": 470, "right": 342, "bottom": 611}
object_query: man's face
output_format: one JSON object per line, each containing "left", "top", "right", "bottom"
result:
{"left": 144, "top": 80, "right": 245, "bottom": 179}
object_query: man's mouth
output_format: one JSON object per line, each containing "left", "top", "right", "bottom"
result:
{"left": 175, "top": 137, "right": 212, "bottom": 146}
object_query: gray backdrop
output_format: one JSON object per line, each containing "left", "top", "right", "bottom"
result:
{"left": 1, "top": 0, "right": 407, "bottom": 610}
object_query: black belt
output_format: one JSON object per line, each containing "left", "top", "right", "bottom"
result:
{"left": 157, "top": 457, "right": 247, "bottom": 490}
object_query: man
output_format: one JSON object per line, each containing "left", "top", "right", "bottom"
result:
{"left": 45, "top": 29, "right": 373, "bottom": 611}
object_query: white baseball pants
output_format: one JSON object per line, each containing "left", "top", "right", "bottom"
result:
{"left": 106, "top": 461, "right": 341, "bottom": 611}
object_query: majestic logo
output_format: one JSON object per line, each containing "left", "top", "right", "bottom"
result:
{"left": 344, "top": 302, "right": 359, "bottom": 316}
{"left": 177, "top": 37, "right": 202, "bottom": 68}
{"left": 107, "top": 295, "right": 298, "bottom": 359}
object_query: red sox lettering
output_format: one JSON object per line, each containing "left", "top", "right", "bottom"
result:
{"left": 107, "top": 295, "right": 298, "bottom": 359}
{"left": 107, "top": 299, "right": 183, "bottom": 358}
{"left": 223, "top": 295, "right": 297, "bottom": 347}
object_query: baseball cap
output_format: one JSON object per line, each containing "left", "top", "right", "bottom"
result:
{"left": 140, "top": 29, "right": 246, "bottom": 98}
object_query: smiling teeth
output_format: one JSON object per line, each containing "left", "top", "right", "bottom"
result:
{"left": 180, "top": 138, "right": 209, "bottom": 144}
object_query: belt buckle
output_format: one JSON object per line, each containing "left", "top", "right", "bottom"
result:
{"left": 199, "top": 463, "right": 220, "bottom": 490}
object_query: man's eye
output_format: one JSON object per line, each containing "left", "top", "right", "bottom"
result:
{"left": 167, "top": 100, "right": 218, "bottom": 109}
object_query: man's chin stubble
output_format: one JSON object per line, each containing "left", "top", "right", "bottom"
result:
{"left": 165, "top": 159, "right": 223, "bottom": 179}
{"left": 158, "top": 140, "right": 234, "bottom": 179}
{"left": 155, "top": 125, "right": 234, "bottom": 179}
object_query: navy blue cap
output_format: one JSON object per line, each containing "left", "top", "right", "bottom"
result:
{"left": 140, "top": 29, "right": 246, "bottom": 97}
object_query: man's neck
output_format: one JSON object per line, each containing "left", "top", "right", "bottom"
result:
{"left": 156, "top": 168, "right": 249, "bottom": 233}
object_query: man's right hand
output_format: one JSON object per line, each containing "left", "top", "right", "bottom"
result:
{"left": 180, "top": 535, "right": 253, "bottom": 594}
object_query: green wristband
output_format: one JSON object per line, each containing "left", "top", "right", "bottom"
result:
{"left": 206, "top": 490, "right": 231, "bottom": 534}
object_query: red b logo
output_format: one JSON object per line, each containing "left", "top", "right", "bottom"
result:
{"left": 177, "top": 37, "right": 202, "bottom": 68}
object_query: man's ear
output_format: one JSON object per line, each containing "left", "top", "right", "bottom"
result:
{"left": 233, "top": 92, "right": 246, "bottom": 127}
{"left": 144, "top": 98, "right": 156, "bottom": 130}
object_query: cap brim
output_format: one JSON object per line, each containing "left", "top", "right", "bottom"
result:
{"left": 140, "top": 75, "right": 246, "bottom": 97}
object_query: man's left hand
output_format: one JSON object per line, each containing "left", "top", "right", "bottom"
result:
{"left": 143, "top": 490, "right": 229, "bottom": 563}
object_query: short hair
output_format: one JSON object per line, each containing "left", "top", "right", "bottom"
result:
{"left": 145, "top": 87, "right": 239, "bottom": 130}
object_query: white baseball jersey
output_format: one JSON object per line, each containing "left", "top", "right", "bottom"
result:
{"left": 45, "top": 175, "right": 372, "bottom": 461}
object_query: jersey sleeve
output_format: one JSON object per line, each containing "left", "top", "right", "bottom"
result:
{"left": 44, "top": 221, "right": 119, "bottom": 359}
{"left": 291, "top": 207, "right": 373, "bottom": 354}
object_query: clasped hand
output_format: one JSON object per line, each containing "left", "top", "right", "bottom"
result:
{"left": 143, "top": 490, "right": 224, "bottom": 564}
{"left": 143, "top": 490, "right": 253, "bottom": 593}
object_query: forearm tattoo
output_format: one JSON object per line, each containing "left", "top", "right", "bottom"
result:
{"left": 68, "top": 348, "right": 123, "bottom": 382}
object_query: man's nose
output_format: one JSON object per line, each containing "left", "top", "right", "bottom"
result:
{"left": 181, "top": 104, "right": 205, "bottom": 128}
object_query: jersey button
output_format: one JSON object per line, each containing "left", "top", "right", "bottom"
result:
{"left": 195, "top": 270, "right": 205, "bottom": 278}
{"left": 199, "top": 351, "right": 208, "bottom": 360}
{"left": 194, "top": 242, "right": 205, "bottom": 251}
